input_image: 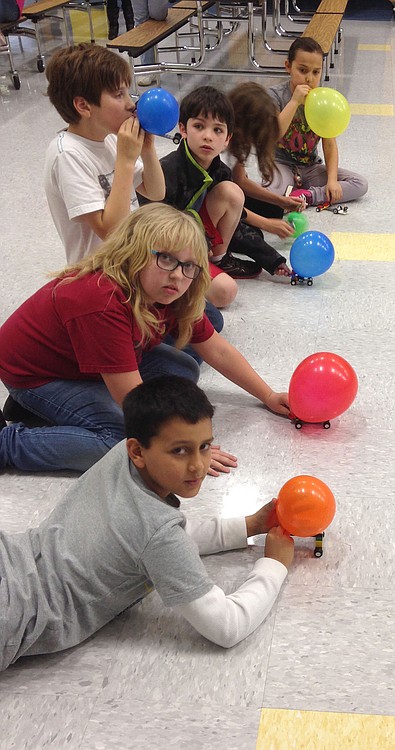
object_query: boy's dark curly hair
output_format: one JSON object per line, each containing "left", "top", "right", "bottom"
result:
{"left": 179, "top": 86, "right": 234, "bottom": 135}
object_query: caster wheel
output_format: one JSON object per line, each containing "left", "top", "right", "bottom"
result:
{"left": 314, "top": 549, "right": 323, "bottom": 558}
{"left": 323, "top": 421, "right": 331, "bottom": 429}
{"left": 290, "top": 278, "right": 296, "bottom": 286}
{"left": 333, "top": 208, "right": 338, "bottom": 214}
{"left": 173, "top": 133, "right": 181, "bottom": 145}
{"left": 12, "top": 73, "right": 20, "bottom": 90}
{"left": 37, "top": 58, "right": 45, "bottom": 72}
{"left": 307, "top": 278, "right": 313, "bottom": 286}
{"left": 316, "top": 207, "right": 320, "bottom": 212}
{"left": 294, "top": 420, "right": 303, "bottom": 430}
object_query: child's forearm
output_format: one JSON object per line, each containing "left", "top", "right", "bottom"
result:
{"left": 93, "top": 161, "right": 137, "bottom": 238}
{"left": 138, "top": 148, "right": 166, "bottom": 201}
{"left": 198, "top": 335, "right": 274, "bottom": 405}
{"left": 232, "top": 165, "right": 283, "bottom": 207}
{"left": 175, "top": 559, "right": 287, "bottom": 648}
{"left": 184, "top": 516, "right": 247, "bottom": 555}
{"left": 322, "top": 138, "right": 339, "bottom": 182}
{"left": 243, "top": 207, "right": 271, "bottom": 232}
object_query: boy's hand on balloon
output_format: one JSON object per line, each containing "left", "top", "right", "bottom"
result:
{"left": 292, "top": 84, "right": 311, "bottom": 105}
{"left": 141, "top": 129, "right": 156, "bottom": 153}
{"left": 265, "top": 391, "right": 290, "bottom": 416}
{"left": 117, "top": 116, "right": 144, "bottom": 164}
{"left": 265, "top": 526, "right": 294, "bottom": 569}
{"left": 207, "top": 445, "right": 238, "bottom": 477}
{"left": 246, "top": 499, "right": 278, "bottom": 537}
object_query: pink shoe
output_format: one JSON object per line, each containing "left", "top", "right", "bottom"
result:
{"left": 290, "top": 188, "right": 313, "bottom": 206}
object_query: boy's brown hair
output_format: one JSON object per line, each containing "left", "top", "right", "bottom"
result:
{"left": 46, "top": 43, "right": 132, "bottom": 124}
{"left": 287, "top": 37, "right": 324, "bottom": 63}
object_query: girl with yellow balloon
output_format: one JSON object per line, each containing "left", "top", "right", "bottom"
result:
{"left": 264, "top": 37, "right": 368, "bottom": 209}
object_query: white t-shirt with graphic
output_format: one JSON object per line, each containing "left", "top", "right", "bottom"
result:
{"left": 44, "top": 131, "right": 144, "bottom": 264}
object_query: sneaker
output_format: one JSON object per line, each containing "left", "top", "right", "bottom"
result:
{"left": 216, "top": 253, "right": 261, "bottom": 279}
{"left": 289, "top": 188, "right": 313, "bottom": 206}
{"left": 3, "top": 395, "right": 33, "bottom": 422}
{"left": 137, "top": 75, "right": 158, "bottom": 87}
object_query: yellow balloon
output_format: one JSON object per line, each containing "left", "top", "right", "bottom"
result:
{"left": 305, "top": 87, "right": 351, "bottom": 139}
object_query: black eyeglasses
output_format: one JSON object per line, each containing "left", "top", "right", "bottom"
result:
{"left": 151, "top": 251, "right": 202, "bottom": 280}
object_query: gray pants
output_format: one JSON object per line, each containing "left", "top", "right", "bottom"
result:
{"left": 131, "top": 0, "right": 168, "bottom": 65}
{"left": 265, "top": 161, "right": 368, "bottom": 206}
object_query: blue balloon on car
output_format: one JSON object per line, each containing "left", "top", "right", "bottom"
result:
{"left": 290, "top": 230, "right": 335, "bottom": 278}
{"left": 137, "top": 88, "right": 179, "bottom": 136}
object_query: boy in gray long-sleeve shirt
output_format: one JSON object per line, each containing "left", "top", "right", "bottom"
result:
{"left": 0, "top": 376, "right": 293, "bottom": 671}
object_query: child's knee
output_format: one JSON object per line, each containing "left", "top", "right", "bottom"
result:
{"left": 358, "top": 175, "right": 368, "bottom": 197}
{"left": 206, "top": 273, "right": 238, "bottom": 309}
{"left": 211, "top": 181, "right": 244, "bottom": 211}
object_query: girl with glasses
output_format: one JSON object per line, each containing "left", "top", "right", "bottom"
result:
{"left": 0, "top": 203, "right": 288, "bottom": 474}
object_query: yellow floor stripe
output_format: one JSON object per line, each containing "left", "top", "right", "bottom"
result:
{"left": 256, "top": 708, "right": 395, "bottom": 750}
{"left": 330, "top": 232, "right": 395, "bottom": 261}
{"left": 349, "top": 103, "right": 393, "bottom": 116}
{"left": 330, "top": 233, "right": 395, "bottom": 262}
{"left": 358, "top": 43, "right": 391, "bottom": 51}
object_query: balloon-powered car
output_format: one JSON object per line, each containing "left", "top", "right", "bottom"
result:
{"left": 288, "top": 352, "right": 358, "bottom": 431}
{"left": 277, "top": 475, "right": 336, "bottom": 558}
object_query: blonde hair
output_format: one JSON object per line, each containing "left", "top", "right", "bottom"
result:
{"left": 55, "top": 203, "right": 211, "bottom": 349}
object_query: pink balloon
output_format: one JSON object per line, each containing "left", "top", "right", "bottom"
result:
{"left": 289, "top": 352, "right": 358, "bottom": 423}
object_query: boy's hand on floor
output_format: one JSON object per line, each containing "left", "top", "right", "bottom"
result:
{"left": 208, "top": 445, "right": 238, "bottom": 477}
{"left": 265, "top": 526, "right": 294, "bottom": 569}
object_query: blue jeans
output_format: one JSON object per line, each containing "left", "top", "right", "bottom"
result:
{"left": 0, "top": 344, "right": 200, "bottom": 473}
{"left": 132, "top": 0, "right": 168, "bottom": 66}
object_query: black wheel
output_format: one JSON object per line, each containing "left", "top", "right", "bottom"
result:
{"left": 333, "top": 208, "right": 338, "bottom": 214}
{"left": 172, "top": 133, "right": 181, "bottom": 144}
{"left": 290, "top": 277, "right": 297, "bottom": 286}
{"left": 316, "top": 207, "right": 320, "bottom": 212}
{"left": 37, "top": 58, "right": 45, "bottom": 73}
{"left": 12, "top": 73, "right": 20, "bottom": 90}
{"left": 295, "top": 420, "right": 303, "bottom": 430}
{"left": 307, "top": 278, "right": 313, "bottom": 286}
{"left": 323, "top": 420, "right": 331, "bottom": 429}
{"left": 314, "top": 549, "right": 323, "bottom": 558}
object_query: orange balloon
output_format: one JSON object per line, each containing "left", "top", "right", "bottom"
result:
{"left": 277, "top": 475, "right": 336, "bottom": 537}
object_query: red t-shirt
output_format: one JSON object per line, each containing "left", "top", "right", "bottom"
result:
{"left": 0, "top": 273, "right": 214, "bottom": 388}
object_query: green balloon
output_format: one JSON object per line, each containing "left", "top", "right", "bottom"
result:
{"left": 286, "top": 212, "right": 309, "bottom": 238}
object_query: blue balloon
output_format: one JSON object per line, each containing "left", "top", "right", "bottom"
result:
{"left": 290, "top": 231, "right": 335, "bottom": 278}
{"left": 137, "top": 88, "right": 179, "bottom": 136}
